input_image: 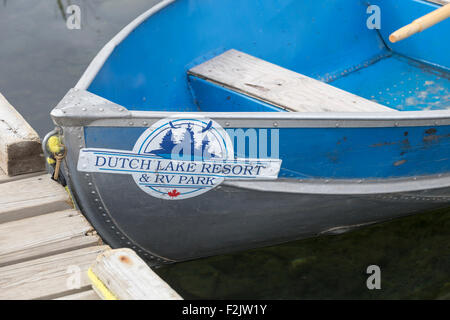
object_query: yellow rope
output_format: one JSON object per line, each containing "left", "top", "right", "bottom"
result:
{"left": 87, "top": 268, "right": 118, "bottom": 300}
{"left": 47, "top": 135, "right": 63, "bottom": 154}
{"left": 65, "top": 186, "right": 75, "bottom": 208}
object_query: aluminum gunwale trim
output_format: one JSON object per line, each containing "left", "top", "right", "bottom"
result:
{"left": 52, "top": 89, "right": 450, "bottom": 128}
{"left": 52, "top": 108, "right": 450, "bottom": 128}
{"left": 223, "top": 174, "right": 450, "bottom": 195}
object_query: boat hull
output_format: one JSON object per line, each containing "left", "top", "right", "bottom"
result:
{"left": 54, "top": 93, "right": 450, "bottom": 264}
{"left": 65, "top": 149, "right": 450, "bottom": 264}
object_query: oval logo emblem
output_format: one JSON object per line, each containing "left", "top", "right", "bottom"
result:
{"left": 132, "top": 118, "right": 234, "bottom": 199}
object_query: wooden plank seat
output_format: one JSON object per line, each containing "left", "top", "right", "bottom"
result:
{"left": 188, "top": 49, "right": 395, "bottom": 112}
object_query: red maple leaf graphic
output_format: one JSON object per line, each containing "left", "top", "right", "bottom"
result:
{"left": 168, "top": 189, "right": 180, "bottom": 198}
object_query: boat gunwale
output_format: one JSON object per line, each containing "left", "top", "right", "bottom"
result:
{"left": 52, "top": 88, "right": 450, "bottom": 128}
{"left": 53, "top": 109, "right": 450, "bottom": 128}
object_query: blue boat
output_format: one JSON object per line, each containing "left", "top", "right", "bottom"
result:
{"left": 47, "top": 0, "right": 450, "bottom": 265}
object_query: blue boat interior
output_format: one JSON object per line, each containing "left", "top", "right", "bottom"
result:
{"left": 87, "top": 0, "right": 449, "bottom": 112}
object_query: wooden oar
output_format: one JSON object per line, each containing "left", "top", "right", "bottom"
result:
{"left": 389, "top": 3, "right": 450, "bottom": 43}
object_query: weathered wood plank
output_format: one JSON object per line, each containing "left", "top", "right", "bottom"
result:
{"left": 0, "top": 174, "right": 72, "bottom": 224}
{"left": 0, "top": 245, "right": 109, "bottom": 300}
{"left": 54, "top": 289, "right": 100, "bottom": 300}
{"left": 0, "top": 168, "right": 45, "bottom": 184}
{"left": 189, "top": 49, "right": 395, "bottom": 113}
{"left": 89, "top": 248, "right": 182, "bottom": 300}
{"left": 0, "top": 92, "right": 45, "bottom": 176}
{"left": 0, "top": 210, "right": 101, "bottom": 267}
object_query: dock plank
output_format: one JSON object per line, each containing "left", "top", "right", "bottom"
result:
{"left": 89, "top": 248, "right": 182, "bottom": 300}
{"left": 55, "top": 289, "right": 100, "bottom": 300}
{"left": 0, "top": 174, "right": 72, "bottom": 224}
{"left": 0, "top": 91, "right": 181, "bottom": 300}
{"left": 189, "top": 49, "right": 395, "bottom": 113}
{"left": 0, "top": 168, "right": 45, "bottom": 185}
{"left": 0, "top": 92, "right": 45, "bottom": 176}
{"left": 0, "top": 245, "right": 109, "bottom": 300}
{"left": 0, "top": 210, "right": 101, "bottom": 267}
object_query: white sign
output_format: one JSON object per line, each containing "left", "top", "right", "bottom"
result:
{"left": 77, "top": 117, "right": 282, "bottom": 200}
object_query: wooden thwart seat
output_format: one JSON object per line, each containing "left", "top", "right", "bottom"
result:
{"left": 189, "top": 49, "right": 395, "bottom": 112}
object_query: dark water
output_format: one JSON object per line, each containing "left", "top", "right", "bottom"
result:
{"left": 156, "top": 207, "right": 450, "bottom": 299}
{"left": 0, "top": 0, "right": 160, "bottom": 137}
{"left": 1, "top": 0, "right": 449, "bottom": 299}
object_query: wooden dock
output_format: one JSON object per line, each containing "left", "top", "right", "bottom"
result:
{"left": 0, "top": 93, "right": 181, "bottom": 300}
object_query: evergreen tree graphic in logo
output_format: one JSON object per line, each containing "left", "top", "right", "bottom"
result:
{"left": 131, "top": 118, "right": 234, "bottom": 199}
{"left": 146, "top": 122, "right": 217, "bottom": 161}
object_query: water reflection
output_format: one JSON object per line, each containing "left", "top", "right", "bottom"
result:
{"left": 155, "top": 207, "right": 450, "bottom": 299}
{"left": 54, "top": 0, "right": 102, "bottom": 22}
{"left": 2, "top": 0, "right": 99, "bottom": 21}
{"left": 56, "top": 0, "right": 68, "bottom": 20}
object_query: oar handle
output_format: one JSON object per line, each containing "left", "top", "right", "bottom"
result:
{"left": 389, "top": 3, "right": 450, "bottom": 43}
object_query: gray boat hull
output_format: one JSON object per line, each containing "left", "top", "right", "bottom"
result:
{"left": 50, "top": 89, "right": 450, "bottom": 265}
{"left": 62, "top": 127, "right": 450, "bottom": 265}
